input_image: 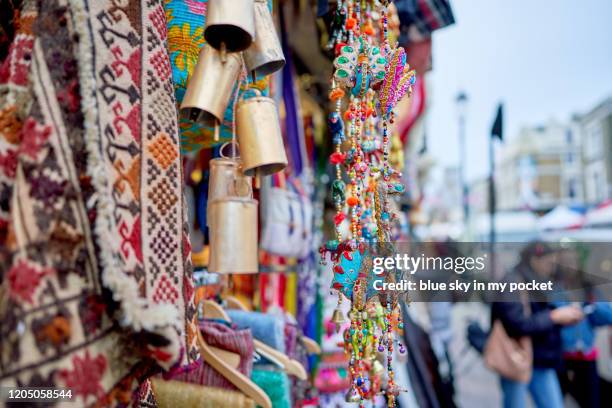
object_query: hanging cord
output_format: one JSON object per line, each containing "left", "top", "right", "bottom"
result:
{"left": 229, "top": 54, "right": 249, "bottom": 159}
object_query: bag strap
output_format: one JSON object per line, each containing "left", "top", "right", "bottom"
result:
{"left": 287, "top": 177, "right": 305, "bottom": 197}
{"left": 273, "top": 171, "right": 287, "bottom": 189}
{"left": 280, "top": 6, "right": 309, "bottom": 176}
{"left": 519, "top": 286, "right": 531, "bottom": 317}
{"left": 514, "top": 274, "right": 532, "bottom": 317}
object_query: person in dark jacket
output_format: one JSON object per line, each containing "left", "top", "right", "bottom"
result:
{"left": 491, "top": 242, "right": 584, "bottom": 408}
{"left": 553, "top": 245, "right": 612, "bottom": 408}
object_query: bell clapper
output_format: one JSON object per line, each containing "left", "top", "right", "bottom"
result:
{"left": 214, "top": 120, "right": 220, "bottom": 142}
{"left": 220, "top": 41, "right": 227, "bottom": 63}
{"left": 255, "top": 169, "right": 261, "bottom": 189}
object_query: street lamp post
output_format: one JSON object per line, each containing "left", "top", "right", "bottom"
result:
{"left": 456, "top": 91, "right": 469, "bottom": 230}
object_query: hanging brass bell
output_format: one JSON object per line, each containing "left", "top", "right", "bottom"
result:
{"left": 205, "top": 0, "right": 255, "bottom": 53}
{"left": 243, "top": 0, "right": 285, "bottom": 77}
{"left": 208, "top": 197, "right": 259, "bottom": 274}
{"left": 345, "top": 386, "right": 361, "bottom": 403}
{"left": 180, "top": 44, "right": 242, "bottom": 129}
{"left": 331, "top": 307, "right": 346, "bottom": 332}
{"left": 236, "top": 93, "right": 288, "bottom": 177}
{"left": 207, "top": 156, "right": 252, "bottom": 225}
{"left": 371, "top": 360, "right": 384, "bottom": 376}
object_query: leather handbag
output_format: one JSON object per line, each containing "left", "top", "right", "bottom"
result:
{"left": 483, "top": 320, "right": 532, "bottom": 383}
{"left": 484, "top": 292, "right": 533, "bottom": 383}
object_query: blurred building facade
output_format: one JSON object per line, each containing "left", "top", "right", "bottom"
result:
{"left": 495, "top": 119, "right": 583, "bottom": 211}
{"left": 438, "top": 166, "right": 463, "bottom": 221}
{"left": 581, "top": 97, "right": 612, "bottom": 205}
{"left": 465, "top": 96, "right": 612, "bottom": 215}
{"left": 425, "top": 96, "right": 612, "bottom": 239}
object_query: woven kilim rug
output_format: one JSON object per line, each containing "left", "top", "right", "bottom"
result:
{"left": 68, "top": 0, "right": 200, "bottom": 369}
{"left": 0, "top": 0, "right": 199, "bottom": 405}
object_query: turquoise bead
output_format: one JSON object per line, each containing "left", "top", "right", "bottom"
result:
{"left": 326, "top": 239, "right": 339, "bottom": 250}
{"left": 336, "top": 69, "right": 349, "bottom": 78}
{"left": 331, "top": 179, "right": 346, "bottom": 202}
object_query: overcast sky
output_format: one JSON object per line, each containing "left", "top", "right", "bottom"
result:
{"left": 427, "top": 0, "right": 612, "bottom": 182}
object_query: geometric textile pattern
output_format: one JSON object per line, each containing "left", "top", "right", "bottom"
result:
{"left": 70, "top": 0, "right": 200, "bottom": 373}
{"left": 0, "top": 1, "right": 156, "bottom": 406}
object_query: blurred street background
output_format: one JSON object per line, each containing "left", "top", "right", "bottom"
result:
{"left": 395, "top": 1, "right": 612, "bottom": 407}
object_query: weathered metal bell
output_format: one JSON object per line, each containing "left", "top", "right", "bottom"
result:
{"left": 207, "top": 156, "right": 252, "bottom": 225}
{"left": 208, "top": 197, "right": 259, "bottom": 274}
{"left": 331, "top": 307, "right": 346, "bottom": 332}
{"left": 236, "top": 94, "right": 288, "bottom": 177}
{"left": 345, "top": 386, "right": 361, "bottom": 403}
{"left": 371, "top": 360, "right": 384, "bottom": 376}
{"left": 179, "top": 44, "right": 242, "bottom": 132}
{"left": 243, "top": 0, "right": 285, "bottom": 77}
{"left": 205, "top": 0, "right": 255, "bottom": 53}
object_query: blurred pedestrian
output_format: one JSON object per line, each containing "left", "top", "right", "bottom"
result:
{"left": 490, "top": 241, "right": 584, "bottom": 408}
{"left": 554, "top": 245, "right": 612, "bottom": 408}
{"left": 428, "top": 301, "right": 455, "bottom": 406}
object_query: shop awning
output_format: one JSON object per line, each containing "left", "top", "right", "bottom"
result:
{"left": 585, "top": 200, "right": 612, "bottom": 227}
{"left": 537, "top": 205, "right": 585, "bottom": 231}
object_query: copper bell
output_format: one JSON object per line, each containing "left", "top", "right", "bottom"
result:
{"left": 205, "top": 0, "right": 255, "bottom": 53}
{"left": 208, "top": 197, "right": 259, "bottom": 274}
{"left": 331, "top": 307, "right": 346, "bottom": 332}
{"left": 207, "top": 157, "right": 252, "bottom": 225}
{"left": 243, "top": 0, "right": 285, "bottom": 77}
{"left": 236, "top": 92, "right": 288, "bottom": 177}
{"left": 179, "top": 44, "right": 242, "bottom": 132}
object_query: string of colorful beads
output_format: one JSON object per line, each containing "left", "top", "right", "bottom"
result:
{"left": 321, "top": 1, "right": 416, "bottom": 406}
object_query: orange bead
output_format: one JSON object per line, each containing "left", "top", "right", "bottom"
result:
{"left": 347, "top": 196, "right": 359, "bottom": 207}
{"left": 343, "top": 110, "right": 353, "bottom": 121}
{"left": 329, "top": 88, "right": 345, "bottom": 101}
{"left": 363, "top": 23, "right": 375, "bottom": 36}
{"left": 346, "top": 17, "right": 357, "bottom": 30}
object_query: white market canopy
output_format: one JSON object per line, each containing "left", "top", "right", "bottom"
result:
{"left": 477, "top": 211, "right": 538, "bottom": 233}
{"left": 476, "top": 211, "right": 539, "bottom": 241}
{"left": 537, "top": 205, "right": 584, "bottom": 231}
{"left": 585, "top": 201, "right": 612, "bottom": 227}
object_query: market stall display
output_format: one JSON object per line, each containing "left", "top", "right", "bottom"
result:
{"left": 0, "top": 0, "right": 456, "bottom": 407}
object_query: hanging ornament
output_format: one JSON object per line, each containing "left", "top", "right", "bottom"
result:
{"left": 378, "top": 47, "right": 416, "bottom": 117}
{"left": 321, "top": 1, "right": 417, "bottom": 406}
{"left": 333, "top": 41, "right": 386, "bottom": 95}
